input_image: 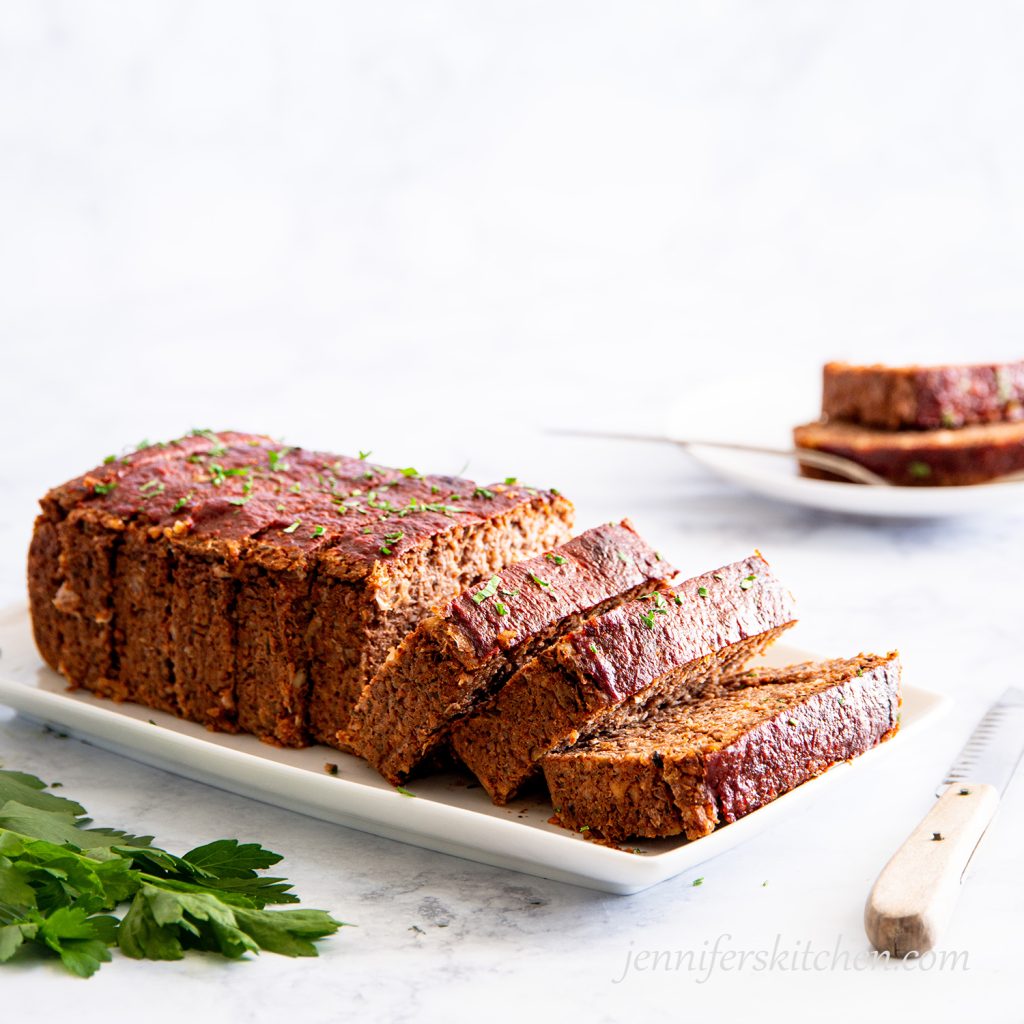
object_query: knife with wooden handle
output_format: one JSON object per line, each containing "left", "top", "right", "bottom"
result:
{"left": 865, "top": 687, "right": 1024, "bottom": 957}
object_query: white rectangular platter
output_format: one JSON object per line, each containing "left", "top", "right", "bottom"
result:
{"left": 0, "top": 604, "right": 948, "bottom": 894}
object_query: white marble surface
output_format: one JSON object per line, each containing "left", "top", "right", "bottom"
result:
{"left": 1, "top": 2, "right": 1022, "bottom": 1020}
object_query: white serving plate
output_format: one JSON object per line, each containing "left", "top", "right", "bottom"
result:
{"left": 0, "top": 604, "right": 948, "bottom": 894}
{"left": 665, "top": 372, "right": 1024, "bottom": 519}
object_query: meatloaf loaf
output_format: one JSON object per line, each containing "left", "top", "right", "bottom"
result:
{"left": 543, "top": 652, "right": 901, "bottom": 841}
{"left": 347, "top": 520, "right": 674, "bottom": 783}
{"left": 451, "top": 553, "right": 797, "bottom": 804}
{"left": 821, "top": 360, "right": 1024, "bottom": 431}
{"left": 792, "top": 418, "right": 1024, "bottom": 486}
{"left": 27, "top": 431, "right": 573, "bottom": 747}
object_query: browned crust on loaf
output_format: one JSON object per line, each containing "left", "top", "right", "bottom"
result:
{"left": 27, "top": 431, "right": 573, "bottom": 746}
{"left": 348, "top": 520, "right": 674, "bottom": 782}
{"left": 543, "top": 652, "right": 902, "bottom": 841}
{"left": 793, "top": 418, "right": 1024, "bottom": 486}
{"left": 821, "top": 360, "right": 1024, "bottom": 430}
{"left": 452, "top": 554, "right": 797, "bottom": 804}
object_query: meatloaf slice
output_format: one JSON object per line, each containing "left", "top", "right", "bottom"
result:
{"left": 27, "top": 431, "right": 573, "bottom": 747}
{"left": 346, "top": 520, "right": 674, "bottom": 783}
{"left": 793, "top": 418, "right": 1024, "bottom": 486}
{"left": 543, "top": 652, "right": 901, "bottom": 841}
{"left": 821, "top": 360, "right": 1024, "bottom": 431}
{"left": 451, "top": 553, "right": 796, "bottom": 804}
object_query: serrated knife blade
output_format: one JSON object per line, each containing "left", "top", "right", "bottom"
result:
{"left": 938, "top": 686, "right": 1024, "bottom": 797}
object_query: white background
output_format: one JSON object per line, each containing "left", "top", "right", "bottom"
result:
{"left": 1, "top": 3, "right": 1021, "bottom": 1021}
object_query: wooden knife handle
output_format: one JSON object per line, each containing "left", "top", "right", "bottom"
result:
{"left": 864, "top": 782, "right": 999, "bottom": 957}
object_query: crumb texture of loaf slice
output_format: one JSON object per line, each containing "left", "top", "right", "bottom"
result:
{"left": 451, "top": 553, "right": 797, "bottom": 805}
{"left": 543, "top": 652, "right": 901, "bottom": 842}
{"left": 27, "top": 431, "right": 573, "bottom": 747}
{"left": 793, "top": 418, "right": 1024, "bottom": 486}
{"left": 347, "top": 520, "right": 674, "bottom": 783}
{"left": 821, "top": 360, "right": 1024, "bottom": 431}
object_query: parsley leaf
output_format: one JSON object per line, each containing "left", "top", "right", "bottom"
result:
{"left": 0, "top": 770, "right": 345, "bottom": 977}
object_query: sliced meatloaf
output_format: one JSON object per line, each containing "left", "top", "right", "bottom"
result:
{"left": 793, "top": 418, "right": 1024, "bottom": 486}
{"left": 543, "top": 652, "right": 901, "bottom": 841}
{"left": 451, "top": 553, "right": 796, "bottom": 804}
{"left": 27, "top": 431, "right": 573, "bottom": 747}
{"left": 821, "top": 360, "right": 1024, "bottom": 431}
{"left": 346, "top": 520, "right": 674, "bottom": 783}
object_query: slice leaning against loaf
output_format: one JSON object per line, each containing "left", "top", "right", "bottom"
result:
{"left": 793, "top": 418, "right": 1024, "bottom": 486}
{"left": 542, "top": 652, "right": 901, "bottom": 842}
{"left": 346, "top": 520, "right": 675, "bottom": 784}
{"left": 451, "top": 553, "right": 796, "bottom": 804}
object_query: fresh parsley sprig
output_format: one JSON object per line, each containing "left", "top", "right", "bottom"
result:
{"left": 0, "top": 770, "right": 345, "bottom": 977}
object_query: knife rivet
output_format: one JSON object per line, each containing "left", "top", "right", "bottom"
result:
{"left": 958, "top": 788, "right": 970, "bottom": 796}
{"left": 932, "top": 832, "right": 944, "bottom": 841}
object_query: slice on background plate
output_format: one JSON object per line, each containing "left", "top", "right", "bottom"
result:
{"left": 664, "top": 369, "right": 1024, "bottom": 519}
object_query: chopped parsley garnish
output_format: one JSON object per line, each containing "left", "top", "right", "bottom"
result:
{"left": 697, "top": 586, "right": 709, "bottom": 598}
{"left": 312, "top": 525, "right": 325, "bottom": 537}
{"left": 358, "top": 450, "right": 372, "bottom": 461}
{"left": 494, "top": 601, "right": 509, "bottom": 616}
{"left": 139, "top": 479, "right": 163, "bottom": 493}
{"left": 228, "top": 495, "right": 250, "bottom": 507}
{"left": 545, "top": 554, "right": 567, "bottom": 566}
{"left": 692, "top": 877, "right": 704, "bottom": 887}
{"left": 504, "top": 477, "right": 517, "bottom": 485}
{"left": 93, "top": 482, "right": 116, "bottom": 496}
{"left": 276, "top": 503, "right": 286, "bottom": 512}
{"left": 673, "top": 593, "right": 683, "bottom": 605}
{"left": 471, "top": 576, "right": 501, "bottom": 604}
{"left": 550, "top": 488, "right": 561, "bottom": 496}
{"left": 529, "top": 574, "right": 552, "bottom": 590}
{"left": 102, "top": 454, "right": 117, "bottom": 465}
{"left": 739, "top": 574, "right": 757, "bottom": 590}
{"left": 588, "top": 643, "right": 599, "bottom": 655}
{"left": 379, "top": 530, "right": 403, "bottom": 555}
{"left": 289, "top": 482, "right": 302, "bottom": 494}
{"left": 361, "top": 527, "right": 373, "bottom": 534}
{"left": 135, "top": 439, "right": 151, "bottom": 450}
{"left": 282, "top": 520, "right": 301, "bottom": 534}
{"left": 395, "top": 786, "right": 415, "bottom": 798}
{"left": 172, "top": 492, "right": 193, "bottom": 512}
{"left": 500, "top": 587, "right": 520, "bottom": 598}
{"left": 399, "top": 467, "right": 420, "bottom": 478}
{"left": 640, "top": 595, "right": 669, "bottom": 628}
{"left": 395, "top": 499, "right": 465, "bottom": 518}
{"left": 908, "top": 460, "right": 932, "bottom": 479}
{"left": 473, "top": 487, "right": 495, "bottom": 500}
{"left": 267, "top": 448, "right": 292, "bottom": 472}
